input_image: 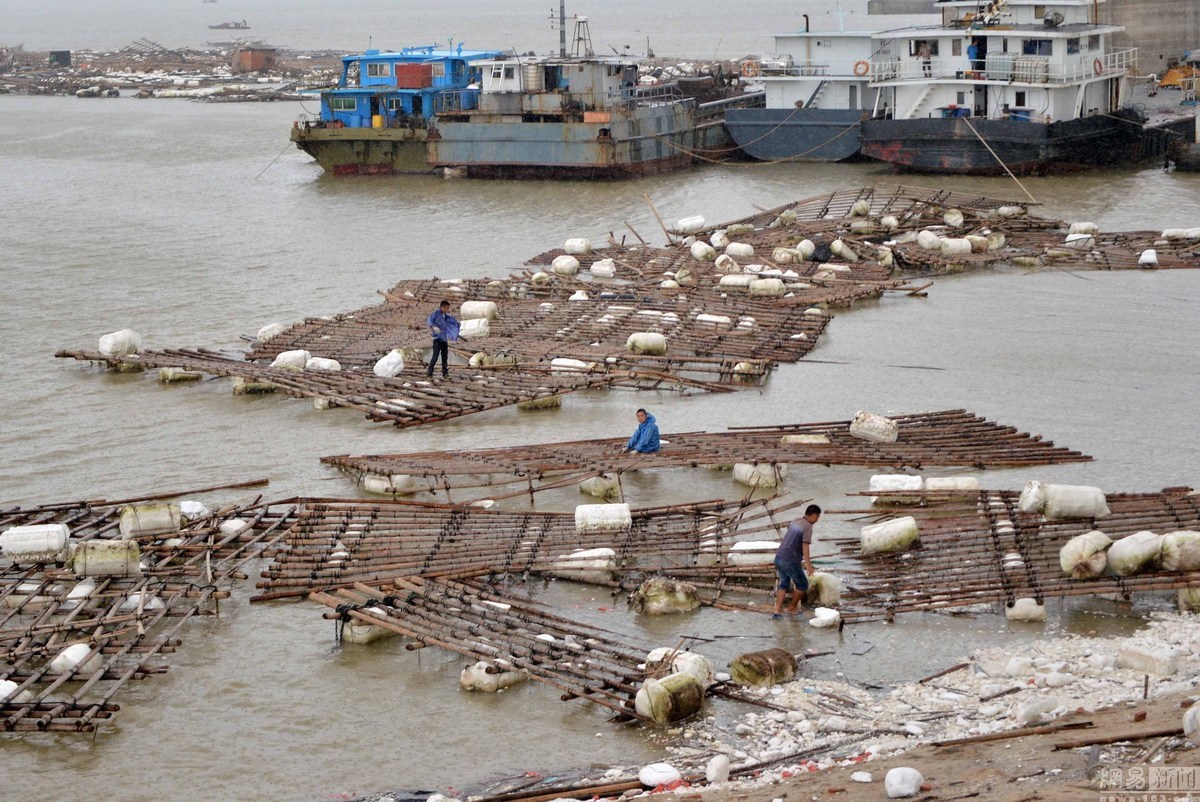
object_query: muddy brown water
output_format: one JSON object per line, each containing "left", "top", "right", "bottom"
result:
{"left": 1, "top": 91, "right": 1199, "bottom": 799}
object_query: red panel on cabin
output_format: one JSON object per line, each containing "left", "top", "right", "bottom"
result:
{"left": 394, "top": 64, "right": 434, "bottom": 88}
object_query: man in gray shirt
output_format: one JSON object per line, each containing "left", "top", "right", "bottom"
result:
{"left": 773, "top": 504, "right": 821, "bottom": 618}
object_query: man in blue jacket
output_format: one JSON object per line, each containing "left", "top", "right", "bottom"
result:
{"left": 625, "top": 408, "right": 660, "bottom": 454}
{"left": 425, "top": 300, "right": 459, "bottom": 378}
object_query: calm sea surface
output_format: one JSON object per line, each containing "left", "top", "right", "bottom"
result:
{"left": 3, "top": 2, "right": 1200, "bottom": 799}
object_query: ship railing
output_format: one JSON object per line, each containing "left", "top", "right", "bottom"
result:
{"left": 694, "top": 90, "right": 765, "bottom": 122}
{"left": 601, "top": 83, "right": 685, "bottom": 108}
{"left": 871, "top": 48, "right": 1139, "bottom": 85}
{"left": 759, "top": 61, "right": 871, "bottom": 78}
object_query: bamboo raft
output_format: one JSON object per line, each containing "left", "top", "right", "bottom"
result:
{"left": 252, "top": 496, "right": 789, "bottom": 601}
{"left": 322, "top": 409, "right": 1092, "bottom": 501}
{"left": 830, "top": 486, "right": 1200, "bottom": 623}
{"left": 55, "top": 347, "right": 743, "bottom": 430}
{"left": 0, "top": 483, "right": 297, "bottom": 732}
{"left": 310, "top": 577, "right": 652, "bottom": 720}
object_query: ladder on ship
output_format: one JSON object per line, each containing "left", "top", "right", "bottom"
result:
{"left": 805, "top": 80, "right": 828, "bottom": 109}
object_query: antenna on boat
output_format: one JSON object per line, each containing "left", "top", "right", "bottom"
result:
{"left": 560, "top": 0, "right": 567, "bottom": 57}
{"left": 829, "top": 1, "right": 852, "bottom": 32}
{"left": 571, "top": 16, "right": 593, "bottom": 58}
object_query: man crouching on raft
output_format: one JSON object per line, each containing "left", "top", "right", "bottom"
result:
{"left": 773, "top": 504, "right": 821, "bottom": 619}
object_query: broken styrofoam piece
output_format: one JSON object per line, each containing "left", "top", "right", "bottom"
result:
{"left": 884, "top": 767, "right": 924, "bottom": 798}
{"left": 808, "top": 607, "right": 841, "bottom": 628}
{"left": 638, "top": 761, "right": 683, "bottom": 787}
{"left": 849, "top": 411, "right": 898, "bottom": 443}
{"left": 1117, "top": 641, "right": 1179, "bottom": 675}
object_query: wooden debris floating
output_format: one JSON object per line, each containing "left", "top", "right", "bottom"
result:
{"left": 322, "top": 410, "right": 1092, "bottom": 501}
{"left": 0, "top": 484, "right": 298, "bottom": 732}
{"left": 830, "top": 486, "right": 1200, "bottom": 623}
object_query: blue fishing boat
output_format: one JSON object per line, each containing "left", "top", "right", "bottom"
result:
{"left": 291, "top": 45, "right": 507, "bottom": 175}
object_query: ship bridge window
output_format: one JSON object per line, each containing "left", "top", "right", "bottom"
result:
{"left": 1067, "top": 38, "right": 1081, "bottom": 55}
{"left": 1088, "top": 34, "right": 1100, "bottom": 50}
{"left": 909, "top": 40, "right": 939, "bottom": 56}
{"left": 431, "top": 63, "right": 446, "bottom": 78}
{"left": 1022, "top": 39, "right": 1052, "bottom": 56}
{"left": 366, "top": 63, "right": 389, "bottom": 77}
{"left": 329, "top": 97, "right": 357, "bottom": 111}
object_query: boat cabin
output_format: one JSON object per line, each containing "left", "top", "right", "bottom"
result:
{"left": 868, "top": 0, "right": 1132, "bottom": 122}
{"left": 318, "top": 45, "right": 507, "bottom": 128}
{"left": 465, "top": 55, "right": 642, "bottom": 118}
{"left": 755, "top": 30, "right": 895, "bottom": 113}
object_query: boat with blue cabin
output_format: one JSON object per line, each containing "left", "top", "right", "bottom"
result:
{"left": 291, "top": 44, "right": 508, "bottom": 175}
{"left": 858, "top": 0, "right": 1146, "bottom": 174}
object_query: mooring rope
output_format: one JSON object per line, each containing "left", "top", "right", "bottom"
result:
{"left": 960, "top": 116, "right": 1039, "bottom": 204}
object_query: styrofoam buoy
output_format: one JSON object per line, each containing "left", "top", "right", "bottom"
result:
{"left": 373, "top": 349, "right": 406, "bottom": 377}
{"left": 119, "top": 503, "right": 181, "bottom": 539}
{"left": 1138, "top": 249, "right": 1158, "bottom": 266}
{"left": 98, "top": 329, "right": 142, "bottom": 357}
{"left": 49, "top": 643, "right": 102, "bottom": 674}
{"left": 575, "top": 504, "right": 631, "bottom": 534}
{"left": 563, "top": 237, "right": 592, "bottom": 255}
{"left": 675, "top": 215, "right": 705, "bottom": 233}
{"left": 270, "top": 349, "right": 309, "bottom": 370}
{"left": 551, "top": 254, "right": 580, "bottom": 275}
{"left": 861, "top": 517, "right": 919, "bottom": 555}
{"left": 305, "top": 356, "right": 341, "bottom": 372}
{"left": 460, "top": 301, "right": 499, "bottom": 321}
{"left": 590, "top": 258, "right": 617, "bottom": 277}
{"left": 725, "top": 242, "right": 755, "bottom": 259}
{"left": 256, "top": 322, "right": 288, "bottom": 341}
{"left": 0, "top": 524, "right": 70, "bottom": 563}
{"left": 690, "top": 241, "right": 716, "bottom": 261}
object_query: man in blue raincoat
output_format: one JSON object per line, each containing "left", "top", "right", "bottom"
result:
{"left": 624, "top": 408, "right": 660, "bottom": 454}
{"left": 425, "top": 300, "right": 459, "bottom": 378}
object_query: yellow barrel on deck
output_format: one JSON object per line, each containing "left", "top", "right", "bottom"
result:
{"left": 371, "top": 114, "right": 383, "bottom": 129}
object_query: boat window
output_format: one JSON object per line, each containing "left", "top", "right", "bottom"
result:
{"left": 431, "top": 63, "right": 446, "bottom": 78}
{"left": 1015, "top": 91, "right": 1027, "bottom": 106}
{"left": 909, "top": 41, "right": 939, "bottom": 57}
{"left": 387, "top": 98, "right": 404, "bottom": 111}
{"left": 366, "top": 63, "right": 389, "bottom": 77}
{"left": 1022, "top": 39, "right": 1052, "bottom": 56}
{"left": 1033, "top": 5, "right": 1046, "bottom": 19}
{"left": 329, "top": 97, "right": 357, "bottom": 111}
{"left": 1088, "top": 35, "right": 1100, "bottom": 51}
{"left": 952, "top": 39, "right": 962, "bottom": 57}
{"left": 1067, "top": 38, "right": 1080, "bottom": 55}
{"left": 957, "top": 91, "right": 966, "bottom": 105}
{"left": 504, "top": 66, "right": 515, "bottom": 79}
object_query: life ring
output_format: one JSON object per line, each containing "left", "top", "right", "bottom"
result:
{"left": 740, "top": 60, "right": 760, "bottom": 78}
{"left": 853, "top": 60, "right": 870, "bottom": 77}
{"left": 1093, "top": 58, "right": 1103, "bottom": 76}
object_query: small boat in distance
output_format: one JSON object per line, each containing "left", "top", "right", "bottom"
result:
{"left": 209, "top": 20, "right": 249, "bottom": 30}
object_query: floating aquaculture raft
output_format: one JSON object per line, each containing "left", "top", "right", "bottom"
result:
{"left": 832, "top": 486, "right": 1200, "bottom": 623}
{"left": 323, "top": 410, "right": 1091, "bottom": 501}
{"left": 0, "top": 484, "right": 296, "bottom": 732}
{"left": 253, "top": 496, "right": 787, "bottom": 600}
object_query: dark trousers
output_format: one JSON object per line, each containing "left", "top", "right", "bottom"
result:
{"left": 427, "top": 338, "right": 449, "bottom": 376}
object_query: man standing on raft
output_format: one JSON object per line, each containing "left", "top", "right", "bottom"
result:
{"left": 773, "top": 504, "right": 821, "bottom": 619}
